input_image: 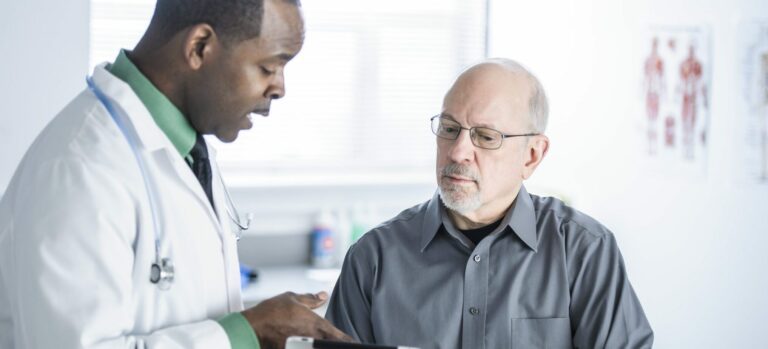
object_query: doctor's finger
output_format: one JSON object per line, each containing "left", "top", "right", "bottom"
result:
{"left": 294, "top": 292, "right": 329, "bottom": 309}
{"left": 316, "top": 320, "right": 355, "bottom": 342}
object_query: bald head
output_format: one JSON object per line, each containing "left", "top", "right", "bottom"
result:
{"left": 445, "top": 58, "right": 549, "bottom": 133}
{"left": 435, "top": 58, "right": 551, "bottom": 227}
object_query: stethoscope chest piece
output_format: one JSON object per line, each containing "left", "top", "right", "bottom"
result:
{"left": 150, "top": 258, "right": 174, "bottom": 290}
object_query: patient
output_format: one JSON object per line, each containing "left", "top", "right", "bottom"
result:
{"left": 325, "top": 58, "right": 654, "bottom": 349}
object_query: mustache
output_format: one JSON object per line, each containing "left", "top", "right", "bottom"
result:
{"left": 441, "top": 163, "right": 479, "bottom": 181}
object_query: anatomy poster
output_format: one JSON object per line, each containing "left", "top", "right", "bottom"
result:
{"left": 639, "top": 26, "right": 711, "bottom": 174}
{"left": 739, "top": 21, "right": 768, "bottom": 183}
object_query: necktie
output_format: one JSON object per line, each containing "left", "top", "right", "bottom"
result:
{"left": 188, "top": 134, "right": 215, "bottom": 210}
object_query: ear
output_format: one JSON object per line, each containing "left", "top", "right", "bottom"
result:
{"left": 182, "top": 23, "right": 219, "bottom": 71}
{"left": 521, "top": 135, "right": 549, "bottom": 180}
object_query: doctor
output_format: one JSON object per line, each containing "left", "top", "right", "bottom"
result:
{"left": 0, "top": 0, "right": 352, "bottom": 348}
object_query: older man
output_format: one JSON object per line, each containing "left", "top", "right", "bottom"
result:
{"left": 325, "top": 59, "right": 653, "bottom": 349}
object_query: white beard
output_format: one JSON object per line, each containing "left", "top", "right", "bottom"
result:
{"left": 438, "top": 162, "right": 482, "bottom": 214}
{"left": 438, "top": 183, "right": 481, "bottom": 214}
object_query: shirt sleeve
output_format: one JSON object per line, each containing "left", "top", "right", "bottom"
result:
{"left": 568, "top": 231, "right": 654, "bottom": 348}
{"left": 217, "top": 313, "right": 261, "bottom": 349}
{"left": 324, "top": 242, "right": 376, "bottom": 343}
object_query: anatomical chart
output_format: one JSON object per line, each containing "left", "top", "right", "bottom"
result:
{"left": 640, "top": 26, "right": 711, "bottom": 174}
{"left": 739, "top": 21, "right": 768, "bottom": 183}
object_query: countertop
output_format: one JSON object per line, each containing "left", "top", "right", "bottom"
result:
{"left": 241, "top": 266, "right": 341, "bottom": 315}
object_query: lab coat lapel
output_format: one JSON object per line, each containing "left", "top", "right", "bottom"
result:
{"left": 90, "top": 64, "right": 167, "bottom": 152}
{"left": 90, "top": 64, "right": 223, "bottom": 231}
{"left": 90, "top": 63, "right": 242, "bottom": 312}
{"left": 208, "top": 146, "right": 230, "bottom": 233}
{"left": 145, "top": 144, "right": 242, "bottom": 311}
{"left": 208, "top": 146, "right": 244, "bottom": 311}
{"left": 154, "top": 148, "right": 223, "bottom": 228}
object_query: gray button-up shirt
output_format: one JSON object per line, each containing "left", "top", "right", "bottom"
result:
{"left": 326, "top": 186, "right": 653, "bottom": 349}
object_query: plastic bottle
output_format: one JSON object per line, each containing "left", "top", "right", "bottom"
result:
{"left": 310, "top": 209, "right": 336, "bottom": 269}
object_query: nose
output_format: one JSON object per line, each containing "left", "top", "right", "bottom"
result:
{"left": 265, "top": 69, "right": 286, "bottom": 100}
{"left": 446, "top": 128, "right": 475, "bottom": 164}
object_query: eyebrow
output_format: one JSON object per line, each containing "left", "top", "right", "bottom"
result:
{"left": 261, "top": 53, "right": 296, "bottom": 65}
{"left": 439, "top": 113, "right": 498, "bottom": 129}
{"left": 440, "top": 112, "right": 457, "bottom": 121}
{"left": 276, "top": 53, "right": 295, "bottom": 62}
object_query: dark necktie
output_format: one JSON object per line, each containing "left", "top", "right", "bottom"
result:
{"left": 188, "top": 134, "right": 215, "bottom": 210}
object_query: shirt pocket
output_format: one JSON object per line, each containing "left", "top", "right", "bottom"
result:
{"left": 510, "top": 317, "right": 573, "bottom": 349}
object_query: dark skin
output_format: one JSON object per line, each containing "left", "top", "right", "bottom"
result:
{"left": 125, "top": 0, "right": 354, "bottom": 347}
{"left": 131, "top": 0, "right": 303, "bottom": 142}
{"left": 246, "top": 291, "right": 354, "bottom": 349}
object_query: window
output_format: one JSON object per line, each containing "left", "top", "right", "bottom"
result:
{"left": 91, "top": 0, "right": 487, "bottom": 186}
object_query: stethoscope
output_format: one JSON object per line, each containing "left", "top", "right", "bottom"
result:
{"left": 86, "top": 76, "right": 253, "bottom": 290}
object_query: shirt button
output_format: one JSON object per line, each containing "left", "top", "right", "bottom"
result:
{"left": 469, "top": 307, "right": 480, "bottom": 315}
{"left": 473, "top": 254, "right": 481, "bottom": 263}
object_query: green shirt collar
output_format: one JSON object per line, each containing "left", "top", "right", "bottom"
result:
{"left": 108, "top": 49, "right": 196, "bottom": 158}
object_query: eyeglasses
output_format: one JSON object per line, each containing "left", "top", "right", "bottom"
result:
{"left": 430, "top": 115, "right": 539, "bottom": 150}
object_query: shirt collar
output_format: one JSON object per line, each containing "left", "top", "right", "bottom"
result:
{"left": 107, "top": 49, "right": 197, "bottom": 158}
{"left": 420, "top": 190, "right": 443, "bottom": 251}
{"left": 420, "top": 185, "right": 539, "bottom": 252}
{"left": 507, "top": 185, "right": 539, "bottom": 251}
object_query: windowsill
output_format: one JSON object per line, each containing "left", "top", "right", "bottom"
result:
{"left": 221, "top": 170, "right": 436, "bottom": 189}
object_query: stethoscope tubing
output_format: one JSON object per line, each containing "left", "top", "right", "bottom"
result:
{"left": 86, "top": 76, "right": 169, "bottom": 288}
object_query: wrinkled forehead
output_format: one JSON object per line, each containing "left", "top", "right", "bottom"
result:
{"left": 442, "top": 64, "right": 532, "bottom": 129}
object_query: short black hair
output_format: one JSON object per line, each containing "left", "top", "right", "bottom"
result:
{"left": 151, "top": 0, "right": 300, "bottom": 44}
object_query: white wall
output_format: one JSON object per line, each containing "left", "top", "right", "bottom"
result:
{"left": 488, "top": 0, "right": 768, "bottom": 347}
{"left": 0, "top": 0, "right": 90, "bottom": 191}
{"left": 3, "top": 1, "right": 767, "bottom": 346}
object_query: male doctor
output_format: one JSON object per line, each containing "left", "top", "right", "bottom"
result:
{"left": 0, "top": 0, "right": 352, "bottom": 348}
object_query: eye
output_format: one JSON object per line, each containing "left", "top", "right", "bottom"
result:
{"left": 259, "top": 66, "right": 275, "bottom": 75}
{"left": 480, "top": 135, "right": 495, "bottom": 142}
{"left": 475, "top": 129, "right": 499, "bottom": 142}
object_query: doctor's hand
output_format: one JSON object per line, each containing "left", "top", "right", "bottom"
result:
{"left": 242, "top": 291, "right": 355, "bottom": 349}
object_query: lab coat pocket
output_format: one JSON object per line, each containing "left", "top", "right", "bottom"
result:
{"left": 510, "top": 317, "right": 572, "bottom": 349}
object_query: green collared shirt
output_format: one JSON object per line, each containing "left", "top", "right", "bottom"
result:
{"left": 108, "top": 50, "right": 196, "bottom": 160}
{"left": 108, "top": 50, "right": 260, "bottom": 349}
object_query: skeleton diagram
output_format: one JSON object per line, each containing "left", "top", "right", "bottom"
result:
{"left": 644, "top": 37, "right": 665, "bottom": 154}
{"left": 678, "top": 45, "right": 708, "bottom": 159}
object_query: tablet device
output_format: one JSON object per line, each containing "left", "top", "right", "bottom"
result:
{"left": 285, "top": 336, "right": 420, "bottom": 349}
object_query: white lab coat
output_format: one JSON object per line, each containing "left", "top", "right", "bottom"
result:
{"left": 0, "top": 64, "right": 244, "bottom": 348}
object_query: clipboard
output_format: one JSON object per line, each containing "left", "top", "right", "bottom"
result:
{"left": 285, "top": 336, "right": 420, "bottom": 349}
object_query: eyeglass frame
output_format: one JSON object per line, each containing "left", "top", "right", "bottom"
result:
{"left": 430, "top": 114, "right": 540, "bottom": 150}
